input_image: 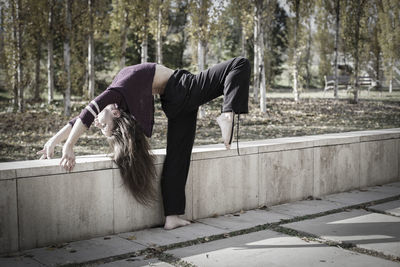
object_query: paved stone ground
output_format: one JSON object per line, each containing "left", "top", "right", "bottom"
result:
{"left": 1, "top": 182, "right": 399, "bottom": 267}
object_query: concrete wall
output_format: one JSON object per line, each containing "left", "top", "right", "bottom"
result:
{"left": 1, "top": 128, "right": 399, "bottom": 254}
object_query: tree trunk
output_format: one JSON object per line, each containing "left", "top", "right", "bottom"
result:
{"left": 258, "top": 21, "right": 266, "bottom": 113}
{"left": 141, "top": 34, "right": 148, "bottom": 63}
{"left": 253, "top": 5, "right": 259, "bottom": 102}
{"left": 389, "top": 63, "right": 393, "bottom": 93}
{"left": 352, "top": 0, "right": 362, "bottom": 104}
{"left": 47, "top": 39, "right": 54, "bottom": 104}
{"left": 141, "top": 5, "right": 149, "bottom": 64}
{"left": 64, "top": 0, "right": 71, "bottom": 116}
{"left": 47, "top": 0, "right": 54, "bottom": 104}
{"left": 0, "top": 5, "right": 4, "bottom": 63}
{"left": 156, "top": 0, "right": 163, "bottom": 64}
{"left": 88, "top": 0, "right": 95, "bottom": 99}
{"left": 11, "top": 0, "right": 18, "bottom": 111}
{"left": 241, "top": 24, "right": 246, "bottom": 58}
{"left": 334, "top": 0, "right": 340, "bottom": 99}
{"left": 292, "top": 0, "right": 300, "bottom": 102}
{"left": 375, "top": 46, "right": 381, "bottom": 95}
{"left": 305, "top": 17, "right": 312, "bottom": 91}
{"left": 119, "top": 8, "right": 128, "bottom": 69}
{"left": 34, "top": 37, "right": 41, "bottom": 101}
{"left": 197, "top": 39, "right": 206, "bottom": 118}
{"left": 16, "top": 0, "right": 23, "bottom": 112}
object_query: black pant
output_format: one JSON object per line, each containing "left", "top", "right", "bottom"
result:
{"left": 160, "top": 56, "right": 251, "bottom": 216}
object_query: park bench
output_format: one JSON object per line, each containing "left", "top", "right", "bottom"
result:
{"left": 323, "top": 75, "right": 375, "bottom": 95}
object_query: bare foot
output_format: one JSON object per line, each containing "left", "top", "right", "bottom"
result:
{"left": 164, "top": 215, "right": 191, "bottom": 230}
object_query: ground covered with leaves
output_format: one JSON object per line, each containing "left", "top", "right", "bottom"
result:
{"left": 1, "top": 89, "right": 399, "bottom": 162}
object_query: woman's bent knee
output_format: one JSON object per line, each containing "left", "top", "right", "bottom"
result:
{"left": 235, "top": 56, "right": 251, "bottom": 73}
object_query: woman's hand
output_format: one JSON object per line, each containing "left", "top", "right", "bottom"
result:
{"left": 37, "top": 123, "right": 73, "bottom": 160}
{"left": 37, "top": 138, "right": 57, "bottom": 159}
{"left": 60, "top": 142, "right": 75, "bottom": 172}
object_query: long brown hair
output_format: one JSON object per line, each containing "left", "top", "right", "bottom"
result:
{"left": 107, "top": 110, "right": 158, "bottom": 206}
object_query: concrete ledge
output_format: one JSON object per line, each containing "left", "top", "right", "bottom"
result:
{"left": 0, "top": 128, "right": 399, "bottom": 254}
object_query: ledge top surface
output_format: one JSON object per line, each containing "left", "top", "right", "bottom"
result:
{"left": 1, "top": 128, "right": 399, "bottom": 179}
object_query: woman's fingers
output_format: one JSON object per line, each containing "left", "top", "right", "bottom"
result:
{"left": 59, "top": 156, "right": 75, "bottom": 172}
{"left": 36, "top": 149, "right": 45, "bottom": 155}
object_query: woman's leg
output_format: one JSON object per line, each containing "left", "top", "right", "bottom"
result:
{"left": 160, "top": 57, "right": 250, "bottom": 229}
{"left": 161, "top": 108, "right": 198, "bottom": 229}
{"left": 185, "top": 56, "right": 251, "bottom": 148}
{"left": 184, "top": 56, "right": 251, "bottom": 114}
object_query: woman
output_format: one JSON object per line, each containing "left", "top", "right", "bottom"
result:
{"left": 37, "top": 56, "right": 251, "bottom": 230}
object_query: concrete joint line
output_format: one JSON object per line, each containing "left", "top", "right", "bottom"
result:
{"left": 191, "top": 152, "right": 258, "bottom": 162}
{"left": 12, "top": 167, "right": 115, "bottom": 180}
{"left": 273, "top": 224, "right": 400, "bottom": 263}
{"left": 363, "top": 206, "right": 400, "bottom": 218}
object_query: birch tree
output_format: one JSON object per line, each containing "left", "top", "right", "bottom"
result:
{"left": 46, "top": 0, "right": 55, "bottom": 103}
{"left": 150, "top": 0, "right": 170, "bottom": 65}
{"left": 253, "top": 0, "right": 271, "bottom": 112}
{"left": 88, "top": 0, "right": 94, "bottom": 99}
{"left": 64, "top": 0, "right": 72, "bottom": 116}
{"left": 287, "top": 0, "right": 301, "bottom": 102}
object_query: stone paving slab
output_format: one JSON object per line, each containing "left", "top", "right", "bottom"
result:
{"left": 269, "top": 199, "right": 348, "bottom": 217}
{"left": 366, "top": 184, "right": 400, "bottom": 196}
{"left": 385, "top": 182, "right": 400, "bottom": 188}
{"left": 166, "top": 229, "right": 399, "bottom": 267}
{"left": 98, "top": 255, "right": 173, "bottom": 267}
{"left": 195, "top": 209, "right": 292, "bottom": 232}
{"left": 369, "top": 200, "right": 400, "bottom": 217}
{"left": 322, "top": 187, "right": 400, "bottom": 206}
{"left": 282, "top": 209, "right": 400, "bottom": 259}
{"left": 119, "top": 222, "right": 228, "bottom": 247}
{"left": 0, "top": 255, "right": 45, "bottom": 267}
{"left": 24, "top": 235, "right": 145, "bottom": 266}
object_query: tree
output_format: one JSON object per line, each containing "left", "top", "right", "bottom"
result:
{"left": 88, "top": 0, "right": 95, "bottom": 99}
{"left": 8, "top": 0, "right": 24, "bottom": 111}
{"left": 377, "top": 0, "right": 400, "bottom": 93}
{"left": 150, "top": 0, "right": 170, "bottom": 64}
{"left": 110, "top": 0, "right": 131, "bottom": 68}
{"left": 46, "top": 0, "right": 55, "bottom": 104}
{"left": 366, "top": 1, "right": 382, "bottom": 93}
{"left": 253, "top": 0, "right": 273, "bottom": 112}
{"left": 64, "top": 0, "right": 71, "bottom": 116}
{"left": 287, "top": 0, "right": 315, "bottom": 102}
{"left": 341, "top": 0, "right": 369, "bottom": 103}
{"left": 333, "top": 0, "right": 340, "bottom": 98}
{"left": 140, "top": 1, "right": 150, "bottom": 63}
{"left": 27, "top": 0, "right": 47, "bottom": 102}
{"left": 265, "top": 2, "right": 288, "bottom": 91}
{"left": 163, "top": 0, "right": 189, "bottom": 69}
{"left": 287, "top": 0, "right": 301, "bottom": 102}
{"left": 187, "top": 0, "right": 223, "bottom": 118}
{"left": 315, "top": 0, "right": 334, "bottom": 91}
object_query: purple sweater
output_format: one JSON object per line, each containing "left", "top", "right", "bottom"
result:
{"left": 69, "top": 63, "right": 156, "bottom": 137}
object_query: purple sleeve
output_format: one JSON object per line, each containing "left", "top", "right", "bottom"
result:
{"left": 68, "top": 89, "right": 124, "bottom": 129}
{"left": 68, "top": 115, "right": 79, "bottom": 127}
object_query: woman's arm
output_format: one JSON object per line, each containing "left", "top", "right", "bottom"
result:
{"left": 37, "top": 123, "right": 72, "bottom": 159}
{"left": 59, "top": 118, "right": 88, "bottom": 172}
